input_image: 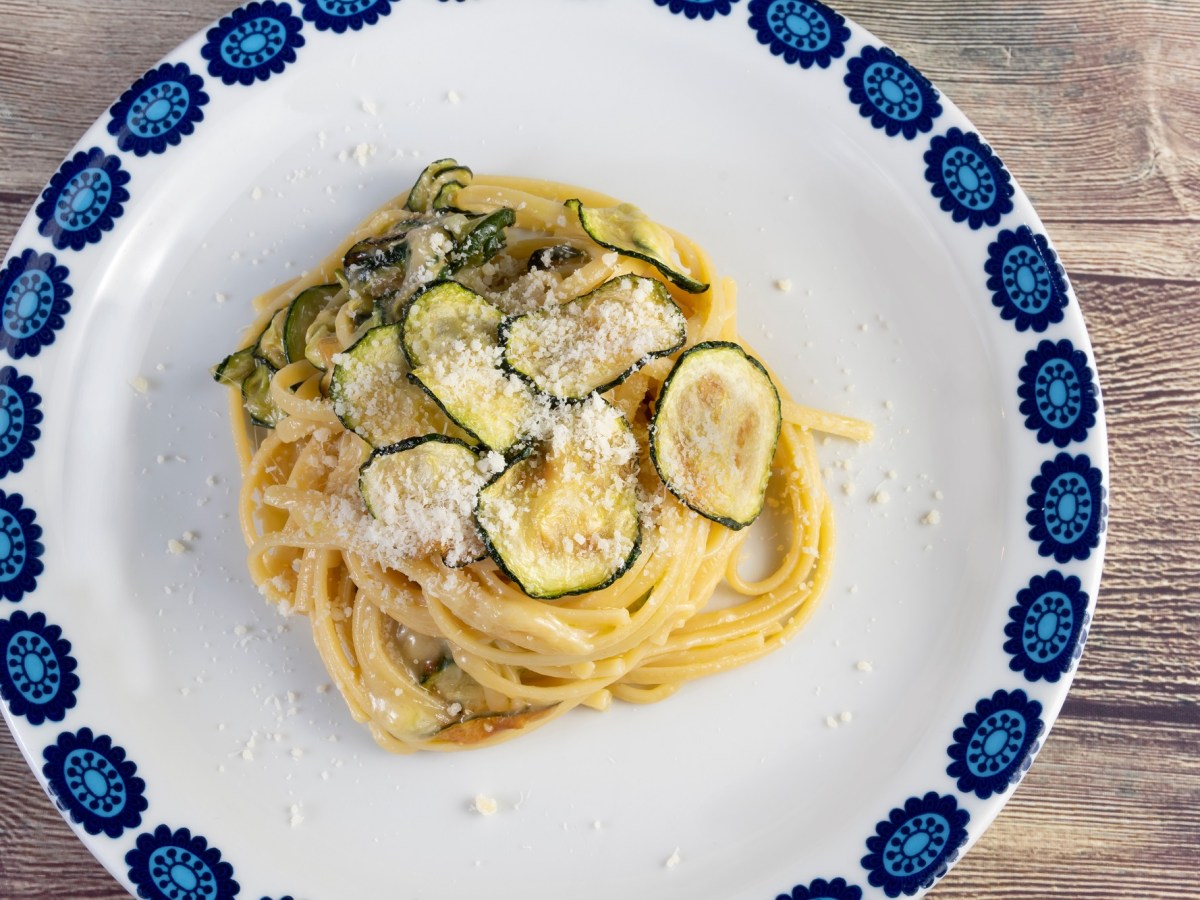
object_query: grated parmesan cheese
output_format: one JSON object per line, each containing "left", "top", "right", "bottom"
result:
{"left": 473, "top": 394, "right": 641, "bottom": 574}
{"left": 505, "top": 276, "right": 681, "bottom": 398}
{"left": 358, "top": 442, "right": 491, "bottom": 567}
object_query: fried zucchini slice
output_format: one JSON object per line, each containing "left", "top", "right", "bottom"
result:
{"left": 502, "top": 275, "right": 686, "bottom": 400}
{"left": 358, "top": 435, "right": 488, "bottom": 568}
{"left": 565, "top": 198, "right": 708, "bottom": 293}
{"left": 402, "top": 282, "right": 538, "bottom": 453}
{"left": 475, "top": 400, "right": 641, "bottom": 599}
{"left": 650, "top": 341, "right": 781, "bottom": 529}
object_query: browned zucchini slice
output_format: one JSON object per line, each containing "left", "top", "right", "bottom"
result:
{"left": 650, "top": 341, "right": 781, "bottom": 529}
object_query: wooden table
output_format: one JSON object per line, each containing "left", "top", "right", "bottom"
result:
{"left": 1, "top": 2, "right": 1196, "bottom": 896}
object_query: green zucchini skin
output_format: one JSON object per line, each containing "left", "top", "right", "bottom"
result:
{"left": 213, "top": 341, "right": 282, "bottom": 427}
{"left": 565, "top": 198, "right": 709, "bottom": 294}
{"left": 212, "top": 345, "right": 257, "bottom": 388}
{"left": 650, "top": 341, "right": 782, "bottom": 530}
{"left": 254, "top": 309, "right": 289, "bottom": 370}
{"left": 358, "top": 434, "right": 488, "bottom": 568}
{"left": 445, "top": 207, "right": 516, "bottom": 275}
{"left": 241, "top": 358, "right": 285, "bottom": 428}
{"left": 406, "top": 159, "right": 473, "bottom": 213}
{"left": 527, "top": 243, "right": 585, "bottom": 273}
{"left": 499, "top": 275, "right": 687, "bottom": 401}
{"left": 343, "top": 226, "right": 414, "bottom": 312}
{"left": 284, "top": 283, "right": 340, "bottom": 365}
{"left": 344, "top": 206, "right": 516, "bottom": 324}
{"left": 474, "top": 469, "right": 642, "bottom": 601}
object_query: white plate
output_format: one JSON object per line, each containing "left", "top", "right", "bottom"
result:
{"left": 0, "top": 2, "right": 1107, "bottom": 898}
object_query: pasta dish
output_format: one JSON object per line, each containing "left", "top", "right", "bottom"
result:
{"left": 213, "top": 160, "right": 870, "bottom": 752}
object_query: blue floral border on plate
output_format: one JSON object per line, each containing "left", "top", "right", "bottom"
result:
{"left": 0, "top": 2, "right": 1108, "bottom": 897}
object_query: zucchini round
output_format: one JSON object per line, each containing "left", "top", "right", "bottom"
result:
{"left": 650, "top": 341, "right": 781, "bottom": 530}
{"left": 402, "top": 282, "right": 538, "bottom": 453}
{"left": 501, "top": 275, "right": 687, "bottom": 400}
{"left": 331, "top": 323, "right": 467, "bottom": 448}
{"left": 475, "top": 400, "right": 641, "bottom": 600}
{"left": 401, "top": 281, "right": 500, "bottom": 368}
{"left": 358, "top": 435, "right": 488, "bottom": 568}
{"left": 565, "top": 198, "right": 708, "bottom": 294}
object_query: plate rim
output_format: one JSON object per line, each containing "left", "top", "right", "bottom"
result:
{"left": 0, "top": 1, "right": 1109, "bottom": 897}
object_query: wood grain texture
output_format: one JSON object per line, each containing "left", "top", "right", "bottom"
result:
{"left": 1, "top": 1, "right": 1198, "bottom": 898}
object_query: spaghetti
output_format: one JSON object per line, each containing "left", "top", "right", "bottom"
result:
{"left": 217, "top": 163, "right": 869, "bottom": 752}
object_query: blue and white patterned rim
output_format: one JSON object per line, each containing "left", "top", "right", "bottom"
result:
{"left": 0, "top": 3, "right": 1108, "bottom": 897}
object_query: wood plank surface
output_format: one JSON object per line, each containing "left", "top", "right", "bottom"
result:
{"left": 1, "top": 1, "right": 1198, "bottom": 898}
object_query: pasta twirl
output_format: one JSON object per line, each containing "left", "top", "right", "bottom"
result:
{"left": 217, "top": 164, "right": 867, "bottom": 752}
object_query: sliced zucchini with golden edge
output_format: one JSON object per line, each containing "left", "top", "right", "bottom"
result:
{"left": 402, "top": 282, "right": 538, "bottom": 453}
{"left": 475, "top": 402, "right": 641, "bottom": 599}
{"left": 242, "top": 359, "right": 285, "bottom": 427}
{"left": 330, "top": 324, "right": 465, "bottom": 448}
{"left": 212, "top": 345, "right": 257, "bottom": 388}
{"left": 284, "top": 283, "right": 340, "bottom": 365}
{"left": 564, "top": 198, "right": 708, "bottom": 294}
{"left": 406, "top": 159, "right": 473, "bottom": 213}
{"left": 501, "top": 275, "right": 687, "bottom": 400}
{"left": 358, "top": 435, "right": 488, "bottom": 568}
{"left": 254, "top": 309, "right": 289, "bottom": 370}
{"left": 650, "top": 341, "right": 781, "bottom": 529}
